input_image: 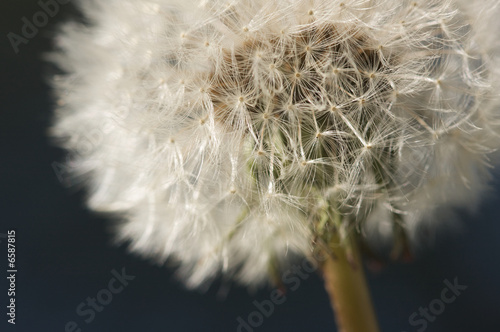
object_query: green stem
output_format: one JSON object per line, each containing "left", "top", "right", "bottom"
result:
{"left": 318, "top": 220, "right": 380, "bottom": 332}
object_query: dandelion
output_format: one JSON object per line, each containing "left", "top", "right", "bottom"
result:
{"left": 51, "top": 0, "right": 500, "bottom": 331}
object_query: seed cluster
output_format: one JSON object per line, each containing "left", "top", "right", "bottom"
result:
{"left": 209, "top": 24, "right": 397, "bottom": 202}
{"left": 51, "top": 0, "right": 500, "bottom": 287}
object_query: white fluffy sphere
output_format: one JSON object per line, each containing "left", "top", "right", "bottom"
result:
{"left": 52, "top": 0, "right": 500, "bottom": 287}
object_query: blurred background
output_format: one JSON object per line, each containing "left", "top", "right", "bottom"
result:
{"left": 1, "top": 1, "right": 499, "bottom": 331}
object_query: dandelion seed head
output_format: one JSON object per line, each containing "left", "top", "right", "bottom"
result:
{"left": 51, "top": 0, "right": 500, "bottom": 287}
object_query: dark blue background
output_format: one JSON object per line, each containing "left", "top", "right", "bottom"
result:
{"left": 1, "top": 1, "right": 499, "bottom": 331}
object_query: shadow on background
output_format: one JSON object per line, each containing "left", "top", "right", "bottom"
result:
{"left": 1, "top": 1, "right": 499, "bottom": 331}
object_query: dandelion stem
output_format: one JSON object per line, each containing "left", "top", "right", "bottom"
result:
{"left": 319, "top": 231, "right": 379, "bottom": 332}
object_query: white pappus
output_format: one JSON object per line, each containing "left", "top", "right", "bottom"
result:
{"left": 51, "top": 0, "right": 500, "bottom": 288}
